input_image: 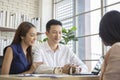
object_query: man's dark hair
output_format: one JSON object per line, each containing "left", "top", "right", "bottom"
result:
{"left": 46, "top": 19, "right": 62, "bottom": 32}
{"left": 99, "top": 10, "right": 120, "bottom": 46}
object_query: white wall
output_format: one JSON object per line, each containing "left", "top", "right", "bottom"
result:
{"left": 0, "top": 0, "right": 39, "bottom": 17}
{"left": 0, "top": 0, "right": 53, "bottom": 32}
{"left": 38, "top": 0, "right": 53, "bottom": 32}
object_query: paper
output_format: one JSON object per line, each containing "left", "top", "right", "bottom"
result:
{"left": 16, "top": 74, "right": 69, "bottom": 78}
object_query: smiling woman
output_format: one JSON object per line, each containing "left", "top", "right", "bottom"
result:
{"left": 1, "top": 21, "right": 42, "bottom": 74}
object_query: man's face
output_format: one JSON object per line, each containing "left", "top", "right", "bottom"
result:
{"left": 46, "top": 25, "right": 62, "bottom": 44}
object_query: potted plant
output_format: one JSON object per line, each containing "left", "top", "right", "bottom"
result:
{"left": 60, "top": 26, "right": 78, "bottom": 44}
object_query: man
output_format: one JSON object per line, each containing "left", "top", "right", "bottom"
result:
{"left": 33, "top": 19, "right": 88, "bottom": 74}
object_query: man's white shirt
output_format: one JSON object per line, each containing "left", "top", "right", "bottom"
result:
{"left": 33, "top": 41, "right": 88, "bottom": 73}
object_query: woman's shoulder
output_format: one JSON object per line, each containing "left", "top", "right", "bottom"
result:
{"left": 108, "top": 42, "right": 120, "bottom": 55}
{"left": 111, "top": 42, "right": 120, "bottom": 49}
{"left": 4, "top": 46, "right": 12, "bottom": 52}
{"left": 113, "top": 42, "right": 120, "bottom": 45}
{"left": 3, "top": 46, "right": 13, "bottom": 57}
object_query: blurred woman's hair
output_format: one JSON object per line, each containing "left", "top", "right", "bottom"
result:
{"left": 99, "top": 10, "right": 120, "bottom": 46}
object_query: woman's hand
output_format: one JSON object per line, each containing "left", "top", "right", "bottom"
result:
{"left": 22, "top": 62, "right": 43, "bottom": 74}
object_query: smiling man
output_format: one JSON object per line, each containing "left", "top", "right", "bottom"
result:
{"left": 33, "top": 19, "right": 88, "bottom": 74}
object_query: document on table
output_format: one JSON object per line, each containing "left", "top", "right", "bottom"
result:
{"left": 16, "top": 74, "right": 69, "bottom": 78}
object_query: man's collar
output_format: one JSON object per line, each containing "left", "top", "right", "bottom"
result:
{"left": 45, "top": 41, "right": 61, "bottom": 52}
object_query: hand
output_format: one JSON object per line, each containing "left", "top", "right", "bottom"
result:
{"left": 62, "top": 64, "right": 82, "bottom": 74}
{"left": 71, "top": 64, "right": 82, "bottom": 74}
{"left": 74, "top": 66, "right": 82, "bottom": 74}
{"left": 62, "top": 64, "right": 71, "bottom": 74}
{"left": 70, "top": 64, "right": 77, "bottom": 74}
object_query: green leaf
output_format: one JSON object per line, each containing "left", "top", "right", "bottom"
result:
{"left": 43, "top": 38, "right": 48, "bottom": 42}
{"left": 71, "top": 26, "right": 77, "bottom": 31}
{"left": 62, "top": 28, "right": 67, "bottom": 33}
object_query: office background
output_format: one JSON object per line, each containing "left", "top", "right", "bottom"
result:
{"left": 0, "top": 0, "right": 119, "bottom": 71}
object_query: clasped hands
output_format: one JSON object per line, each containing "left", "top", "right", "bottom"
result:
{"left": 54, "top": 64, "right": 81, "bottom": 74}
{"left": 30, "top": 62, "right": 81, "bottom": 74}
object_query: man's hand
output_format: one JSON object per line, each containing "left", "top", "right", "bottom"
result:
{"left": 62, "top": 64, "right": 81, "bottom": 74}
{"left": 62, "top": 64, "right": 71, "bottom": 74}
{"left": 71, "top": 64, "right": 82, "bottom": 74}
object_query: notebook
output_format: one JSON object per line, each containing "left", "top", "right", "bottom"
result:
{"left": 72, "top": 56, "right": 104, "bottom": 75}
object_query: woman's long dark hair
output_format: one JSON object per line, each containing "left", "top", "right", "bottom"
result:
{"left": 11, "top": 21, "right": 36, "bottom": 64}
{"left": 99, "top": 10, "right": 120, "bottom": 46}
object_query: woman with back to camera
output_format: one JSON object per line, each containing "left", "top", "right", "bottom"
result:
{"left": 99, "top": 10, "right": 120, "bottom": 80}
{"left": 1, "top": 22, "right": 42, "bottom": 74}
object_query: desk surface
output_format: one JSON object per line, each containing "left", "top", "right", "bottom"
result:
{"left": 0, "top": 74, "right": 99, "bottom": 80}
